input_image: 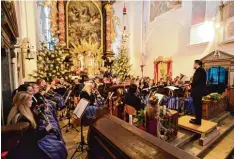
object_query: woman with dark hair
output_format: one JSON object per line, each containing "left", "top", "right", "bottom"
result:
{"left": 124, "top": 84, "right": 145, "bottom": 111}
{"left": 12, "top": 84, "right": 33, "bottom": 99}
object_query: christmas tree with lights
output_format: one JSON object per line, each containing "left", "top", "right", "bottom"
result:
{"left": 30, "top": 42, "right": 73, "bottom": 82}
{"left": 113, "top": 43, "right": 132, "bottom": 79}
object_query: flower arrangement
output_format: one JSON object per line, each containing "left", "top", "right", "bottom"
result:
{"left": 133, "top": 109, "right": 144, "bottom": 127}
{"left": 202, "top": 92, "right": 222, "bottom": 101}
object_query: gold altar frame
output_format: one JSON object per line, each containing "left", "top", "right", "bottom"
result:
{"left": 65, "top": 0, "right": 104, "bottom": 53}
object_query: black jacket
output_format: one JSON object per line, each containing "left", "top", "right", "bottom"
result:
{"left": 191, "top": 67, "right": 207, "bottom": 97}
{"left": 124, "top": 93, "right": 145, "bottom": 111}
{"left": 7, "top": 116, "right": 49, "bottom": 159}
{"left": 80, "top": 91, "right": 95, "bottom": 105}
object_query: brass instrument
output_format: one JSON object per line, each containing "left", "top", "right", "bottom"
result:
{"left": 40, "top": 84, "right": 57, "bottom": 97}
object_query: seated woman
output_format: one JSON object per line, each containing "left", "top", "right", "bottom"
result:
{"left": 144, "top": 95, "right": 159, "bottom": 137}
{"left": 32, "top": 94, "right": 68, "bottom": 159}
{"left": 7, "top": 92, "right": 52, "bottom": 159}
{"left": 80, "top": 81, "right": 98, "bottom": 118}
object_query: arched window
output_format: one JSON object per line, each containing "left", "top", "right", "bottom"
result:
{"left": 37, "top": 3, "right": 58, "bottom": 50}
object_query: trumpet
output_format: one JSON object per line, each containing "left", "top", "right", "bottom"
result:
{"left": 40, "top": 84, "right": 57, "bottom": 96}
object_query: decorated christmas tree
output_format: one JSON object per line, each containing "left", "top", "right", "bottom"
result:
{"left": 113, "top": 44, "right": 132, "bottom": 79}
{"left": 30, "top": 42, "right": 73, "bottom": 82}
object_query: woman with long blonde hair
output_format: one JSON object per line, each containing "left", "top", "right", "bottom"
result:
{"left": 80, "top": 81, "right": 95, "bottom": 105}
{"left": 7, "top": 92, "right": 52, "bottom": 159}
{"left": 80, "top": 81, "right": 97, "bottom": 118}
{"left": 8, "top": 92, "right": 36, "bottom": 128}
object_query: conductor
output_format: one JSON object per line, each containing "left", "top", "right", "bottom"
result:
{"left": 190, "top": 60, "right": 207, "bottom": 125}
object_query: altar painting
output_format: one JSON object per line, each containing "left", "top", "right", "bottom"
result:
{"left": 66, "top": 1, "right": 103, "bottom": 75}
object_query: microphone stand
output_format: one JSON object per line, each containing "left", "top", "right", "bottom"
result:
{"left": 61, "top": 86, "right": 79, "bottom": 133}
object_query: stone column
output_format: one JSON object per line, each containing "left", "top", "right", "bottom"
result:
{"left": 105, "top": 4, "right": 114, "bottom": 57}
{"left": 58, "top": 0, "right": 65, "bottom": 43}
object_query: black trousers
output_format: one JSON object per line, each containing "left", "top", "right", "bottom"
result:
{"left": 192, "top": 95, "right": 202, "bottom": 123}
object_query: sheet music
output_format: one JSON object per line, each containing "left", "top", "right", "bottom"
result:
{"left": 165, "top": 86, "right": 179, "bottom": 90}
{"left": 73, "top": 98, "right": 89, "bottom": 119}
{"left": 154, "top": 93, "right": 164, "bottom": 104}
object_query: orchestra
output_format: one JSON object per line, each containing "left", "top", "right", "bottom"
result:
{"left": 7, "top": 72, "right": 196, "bottom": 159}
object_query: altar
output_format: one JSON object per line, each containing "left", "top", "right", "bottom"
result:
{"left": 64, "top": 1, "right": 116, "bottom": 76}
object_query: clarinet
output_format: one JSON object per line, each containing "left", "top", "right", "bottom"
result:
{"left": 93, "top": 88, "right": 105, "bottom": 103}
{"left": 37, "top": 97, "right": 61, "bottom": 140}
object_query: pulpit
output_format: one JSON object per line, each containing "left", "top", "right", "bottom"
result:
{"left": 226, "top": 87, "right": 234, "bottom": 113}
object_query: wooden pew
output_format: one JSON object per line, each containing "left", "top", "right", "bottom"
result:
{"left": 87, "top": 114, "right": 198, "bottom": 159}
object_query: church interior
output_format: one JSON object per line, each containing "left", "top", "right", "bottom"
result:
{"left": 1, "top": 0, "right": 234, "bottom": 159}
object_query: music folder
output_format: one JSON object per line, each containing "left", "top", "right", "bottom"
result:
{"left": 73, "top": 98, "right": 89, "bottom": 119}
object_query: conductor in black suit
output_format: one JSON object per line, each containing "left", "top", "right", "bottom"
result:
{"left": 190, "top": 60, "right": 207, "bottom": 125}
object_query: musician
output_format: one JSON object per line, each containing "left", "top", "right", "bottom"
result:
{"left": 157, "top": 78, "right": 165, "bottom": 86}
{"left": 173, "top": 76, "right": 180, "bottom": 86}
{"left": 32, "top": 94, "right": 68, "bottom": 159}
{"left": 80, "top": 81, "right": 98, "bottom": 118}
{"left": 72, "top": 78, "right": 83, "bottom": 107}
{"left": 124, "top": 84, "right": 145, "bottom": 111}
{"left": 190, "top": 60, "right": 207, "bottom": 125}
{"left": 149, "top": 79, "right": 155, "bottom": 88}
{"left": 140, "top": 78, "right": 149, "bottom": 98}
{"left": 103, "top": 68, "right": 112, "bottom": 78}
{"left": 144, "top": 95, "right": 159, "bottom": 137}
{"left": 7, "top": 92, "right": 53, "bottom": 159}
{"left": 12, "top": 84, "right": 34, "bottom": 99}
{"left": 92, "top": 81, "right": 104, "bottom": 108}
{"left": 101, "top": 77, "right": 112, "bottom": 99}
{"left": 80, "top": 81, "right": 96, "bottom": 106}
{"left": 36, "top": 79, "right": 47, "bottom": 90}
{"left": 94, "top": 77, "right": 101, "bottom": 87}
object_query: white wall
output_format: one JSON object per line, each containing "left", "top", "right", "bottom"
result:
{"left": 14, "top": 0, "right": 38, "bottom": 82}
{"left": 113, "top": 1, "right": 234, "bottom": 79}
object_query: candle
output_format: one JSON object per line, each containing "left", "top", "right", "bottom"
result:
{"left": 129, "top": 115, "right": 133, "bottom": 125}
{"left": 163, "top": 105, "right": 166, "bottom": 115}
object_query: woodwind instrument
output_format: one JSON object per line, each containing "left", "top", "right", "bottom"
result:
{"left": 92, "top": 87, "right": 105, "bottom": 103}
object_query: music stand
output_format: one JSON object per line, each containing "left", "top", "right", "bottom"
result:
{"left": 61, "top": 87, "right": 79, "bottom": 133}
{"left": 70, "top": 98, "right": 89, "bottom": 159}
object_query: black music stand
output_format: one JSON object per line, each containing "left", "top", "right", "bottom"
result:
{"left": 61, "top": 87, "right": 79, "bottom": 133}
{"left": 70, "top": 99, "right": 89, "bottom": 159}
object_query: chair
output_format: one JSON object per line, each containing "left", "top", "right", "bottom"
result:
{"left": 124, "top": 104, "right": 136, "bottom": 124}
